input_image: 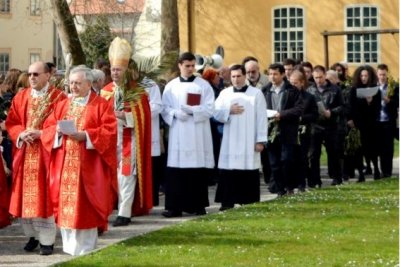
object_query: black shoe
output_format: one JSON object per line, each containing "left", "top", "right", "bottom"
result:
{"left": 39, "top": 244, "right": 53, "bottom": 256}
{"left": 195, "top": 208, "right": 207, "bottom": 215}
{"left": 277, "top": 191, "right": 287, "bottom": 197}
{"left": 24, "top": 237, "right": 39, "bottom": 252}
{"left": 331, "top": 179, "right": 343, "bottom": 186}
{"left": 162, "top": 210, "right": 182, "bottom": 218}
{"left": 357, "top": 173, "right": 365, "bottom": 183}
{"left": 364, "top": 167, "right": 372, "bottom": 175}
{"left": 374, "top": 170, "right": 381, "bottom": 180}
{"left": 112, "top": 216, "right": 131, "bottom": 227}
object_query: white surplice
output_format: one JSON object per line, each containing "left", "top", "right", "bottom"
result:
{"left": 144, "top": 78, "right": 163, "bottom": 156}
{"left": 161, "top": 77, "right": 215, "bottom": 168}
{"left": 214, "top": 86, "right": 267, "bottom": 170}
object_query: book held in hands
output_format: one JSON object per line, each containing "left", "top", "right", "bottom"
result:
{"left": 186, "top": 93, "right": 201, "bottom": 106}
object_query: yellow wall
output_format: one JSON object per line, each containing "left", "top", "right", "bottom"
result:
{"left": 0, "top": 0, "right": 54, "bottom": 71}
{"left": 178, "top": 0, "right": 399, "bottom": 78}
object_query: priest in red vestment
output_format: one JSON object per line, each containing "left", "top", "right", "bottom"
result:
{"left": 101, "top": 37, "right": 153, "bottom": 227}
{"left": 42, "top": 66, "right": 117, "bottom": 255}
{"left": 5, "top": 61, "right": 66, "bottom": 255}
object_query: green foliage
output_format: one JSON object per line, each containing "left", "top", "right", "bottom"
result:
{"left": 58, "top": 179, "right": 399, "bottom": 267}
{"left": 131, "top": 50, "right": 179, "bottom": 84}
{"left": 79, "top": 16, "right": 115, "bottom": 68}
{"left": 344, "top": 127, "right": 362, "bottom": 156}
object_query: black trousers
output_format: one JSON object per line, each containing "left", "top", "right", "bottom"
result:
{"left": 310, "top": 128, "right": 341, "bottom": 184}
{"left": 294, "top": 133, "right": 312, "bottom": 188}
{"left": 164, "top": 167, "right": 209, "bottom": 213}
{"left": 215, "top": 169, "right": 260, "bottom": 206}
{"left": 268, "top": 141, "right": 297, "bottom": 193}
{"left": 376, "top": 121, "right": 395, "bottom": 177}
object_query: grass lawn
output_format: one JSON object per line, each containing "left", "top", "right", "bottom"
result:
{"left": 58, "top": 178, "right": 399, "bottom": 267}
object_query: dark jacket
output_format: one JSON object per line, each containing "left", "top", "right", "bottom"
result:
{"left": 262, "top": 80, "right": 303, "bottom": 145}
{"left": 299, "top": 90, "right": 318, "bottom": 135}
{"left": 377, "top": 84, "right": 399, "bottom": 129}
{"left": 307, "top": 80, "right": 343, "bottom": 130}
{"left": 349, "top": 84, "right": 380, "bottom": 130}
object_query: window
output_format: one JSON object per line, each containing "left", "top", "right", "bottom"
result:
{"left": 0, "top": 53, "right": 9, "bottom": 76}
{"left": 30, "top": 53, "right": 40, "bottom": 64}
{"left": 273, "top": 7, "right": 304, "bottom": 62}
{"left": 346, "top": 6, "right": 379, "bottom": 63}
{"left": 30, "top": 0, "right": 41, "bottom": 16}
{"left": 0, "top": 0, "right": 10, "bottom": 13}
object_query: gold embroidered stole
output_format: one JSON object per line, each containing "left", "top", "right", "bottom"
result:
{"left": 58, "top": 103, "right": 86, "bottom": 228}
{"left": 21, "top": 96, "right": 44, "bottom": 217}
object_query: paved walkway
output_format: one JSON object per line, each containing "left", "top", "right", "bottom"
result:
{"left": 0, "top": 160, "right": 398, "bottom": 267}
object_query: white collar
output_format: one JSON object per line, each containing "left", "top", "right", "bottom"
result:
{"left": 30, "top": 83, "right": 49, "bottom": 98}
{"left": 69, "top": 91, "right": 91, "bottom": 106}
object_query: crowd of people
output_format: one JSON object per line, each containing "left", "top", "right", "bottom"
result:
{"left": 0, "top": 36, "right": 398, "bottom": 257}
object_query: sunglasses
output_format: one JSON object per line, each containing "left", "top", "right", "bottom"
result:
{"left": 28, "top": 72, "right": 46, "bottom": 77}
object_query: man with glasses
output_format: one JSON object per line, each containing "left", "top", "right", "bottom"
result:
{"left": 5, "top": 61, "right": 66, "bottom": 255}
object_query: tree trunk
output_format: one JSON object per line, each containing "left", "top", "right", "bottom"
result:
{"left": 49, "top": 0, "right": 86, "bottom": 70}
{"left": 160, "top": 0, "right": 179, "bottom": 77}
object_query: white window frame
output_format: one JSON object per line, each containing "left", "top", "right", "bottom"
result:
{"left": 30, "top": 0, "right": 41, "bottom": 16}
{"left": 30, "top": 53, "right": 41, "bottom": 64}
{"left": 345, "top": 5, "right": 380, "bottom": 64}
{"left": 0, "top": 0, "right": 10, "bottom": 13}
{"left": 272, "top": 6, "right": 305, "bottom": 63}
{"left": 0, "top": 52, "right": 10, "bottom": 76}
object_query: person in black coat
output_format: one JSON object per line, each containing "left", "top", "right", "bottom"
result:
{"left": 348, "top": 65, "right": 381, "bottom": 179}
{"left": 290, "top": 69, "right": 318, "bottom": 190}
{"left": 308, "top": 65, "right": 344, "bottom": 186}
{"left": 375, "top": 64, "right": 399, "bottom": 178}
{"left": 262, "top": 63, "right": 303, "bottom": 196}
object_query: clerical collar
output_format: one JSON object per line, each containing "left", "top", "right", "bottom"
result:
{"left": 31, "top": 82, "right": 50, "bottom": 98}
{"left": 179, "top": 76, "right": 196, "bottom": 82}
{"left": 71, "top": 92, "right": 90, "bottom": 106}
{"left": 234, "top": 85, "right": 248, "bottom": 93}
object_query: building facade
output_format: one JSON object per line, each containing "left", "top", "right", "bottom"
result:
{"left": 1, "top": 0, "right": 398, "bottom": 77}
{"left": 178, "top": 0, "right": 399, "bottom": 77}
{"left": 0, "top": 0, "right": 56, "bottom": 74}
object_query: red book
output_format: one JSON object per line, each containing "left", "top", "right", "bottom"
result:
{"left": 187, "top": 93, "right": 201, "bottom": 106}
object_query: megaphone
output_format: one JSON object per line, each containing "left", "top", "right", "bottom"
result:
{"left": 195, "top": 54, "right": 223, "bottom": 71}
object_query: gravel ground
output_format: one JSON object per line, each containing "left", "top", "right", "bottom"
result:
{"left": 0, "top": 161, "right": 397, "bottom": 267}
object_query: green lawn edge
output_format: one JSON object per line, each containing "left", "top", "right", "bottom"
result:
{"left": 56, "top": 178, "right": 399, "bottom": 267}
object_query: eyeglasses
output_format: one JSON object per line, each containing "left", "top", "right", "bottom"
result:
{"left": 28, "top": 72, "right": 46, "bottom": 77}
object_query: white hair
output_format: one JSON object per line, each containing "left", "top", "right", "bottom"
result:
{"left": 70, "top": 65, "right": 94, "bottom": 83}
{"left": 91, "top": 69, "right": 105, "bottom": 82}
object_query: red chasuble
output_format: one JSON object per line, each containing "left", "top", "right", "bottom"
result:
{"left": 5, "top": 87, "right": 66, "bottom": 218}
{"left": 101, "top": 81, "right": 153, "bottom": 216}
{"left": 42, "top": 93, "right": 117, "bottom": 229}
{"left": 0, "top": 162, "right": 10, "bottom": 228}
